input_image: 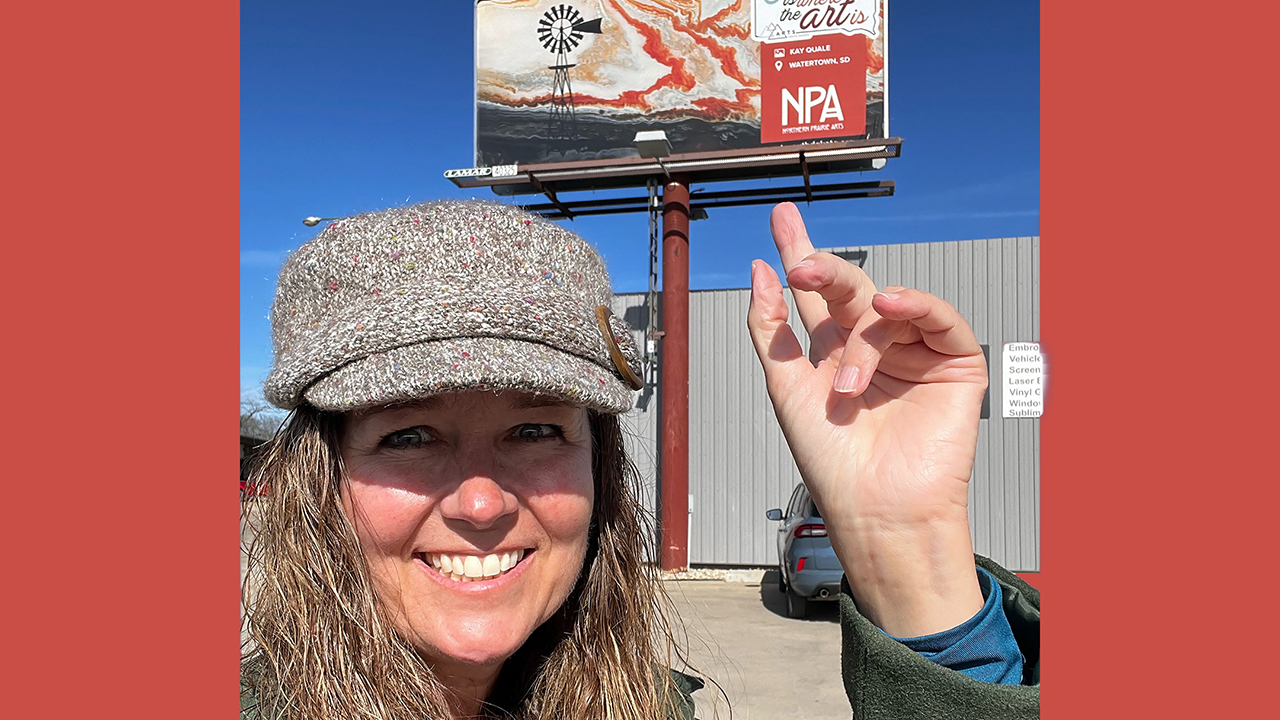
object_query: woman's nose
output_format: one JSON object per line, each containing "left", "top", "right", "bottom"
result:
{"left": 439, "top": 463, "right": 519, "bottom": 530}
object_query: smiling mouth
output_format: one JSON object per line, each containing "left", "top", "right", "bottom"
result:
{"left": 417, "top": 549, "right": 530, "bottom": 583}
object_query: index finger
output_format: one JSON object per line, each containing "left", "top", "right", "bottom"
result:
{"left": 770, "top": 203, "right": 833, "bottom": 335}
{"left": 870, "top": 288, "right": 983, "bottom": 357}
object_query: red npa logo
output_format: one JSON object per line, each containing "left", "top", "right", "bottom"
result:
{"left": 761, "top": 34, "right": 866, "bottom": 144}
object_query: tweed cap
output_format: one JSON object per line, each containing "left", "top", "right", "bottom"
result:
{"left": 263, "top": 200, "right": 643, "bottom": 414}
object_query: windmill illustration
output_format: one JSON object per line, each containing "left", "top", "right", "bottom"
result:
{"left": 538, "top": 4, "right": 603, "bottom": 140}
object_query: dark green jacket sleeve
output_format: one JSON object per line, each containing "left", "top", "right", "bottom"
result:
{"left": 663, "top": 667, "right": 705, "bottom": 720}
{"left": 839, "top": 555, "right": 1040, "bottom": 719}
{"left": 240, "top": 655, "right": 266, "bottom": 720}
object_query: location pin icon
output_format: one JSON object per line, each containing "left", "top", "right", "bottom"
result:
{"left": 774, "top": 60, "right": 783, "bottom": 71}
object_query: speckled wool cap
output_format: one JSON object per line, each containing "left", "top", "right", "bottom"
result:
{"left": 263, "top": 200, "right": 643, "bottom": 413}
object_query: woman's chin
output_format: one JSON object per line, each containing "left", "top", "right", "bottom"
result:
{"left": 417, "top": 622, "right": 530, "bottom": 668}
{"left": 434, "top": 643, "right": 516, "bottom": 668}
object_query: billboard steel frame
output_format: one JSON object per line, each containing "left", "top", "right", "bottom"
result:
{"left": 445, "top": 136, "right": 902, "bottom": 220}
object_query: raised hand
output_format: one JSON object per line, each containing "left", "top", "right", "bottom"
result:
{"left": 747, "top": 203, "right": 988, "bottom": 636}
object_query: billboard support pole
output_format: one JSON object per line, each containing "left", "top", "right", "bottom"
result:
{"left": 659, "top": 174, "right": 691, "bottom": 571}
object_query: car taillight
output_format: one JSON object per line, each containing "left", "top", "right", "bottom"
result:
{"left": 794, "top": 524, "right": 827, "bottom": 538}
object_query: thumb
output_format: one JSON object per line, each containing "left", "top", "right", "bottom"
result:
{"left": 746, "top": 260, "right": 811, "bottom": 402}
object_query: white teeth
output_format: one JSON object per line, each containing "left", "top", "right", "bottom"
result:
{"left": 427, "top": 551, "right": 526, "bottom": 581}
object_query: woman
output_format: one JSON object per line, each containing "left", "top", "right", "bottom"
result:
{"left": 241, "top": 200, "right": 1039, "bottom": 719}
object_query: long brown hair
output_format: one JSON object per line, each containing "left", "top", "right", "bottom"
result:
{"left": 241, "top": 404, "right": 692, "bottom": 719}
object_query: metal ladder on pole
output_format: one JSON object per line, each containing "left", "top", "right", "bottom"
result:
{"left": 644, "top": 178, "right": 660, "bottom": 385}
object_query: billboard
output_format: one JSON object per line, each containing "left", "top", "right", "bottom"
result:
{"left": 474, "top": 0, "right": 887, "bottom": 167}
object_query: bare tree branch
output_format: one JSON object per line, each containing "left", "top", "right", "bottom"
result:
{"left": 241, "top": 398, "right": 285, "bottom": 441}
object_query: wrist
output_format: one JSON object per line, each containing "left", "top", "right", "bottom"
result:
{"left": 831, "top": 514, "right": 984, "bottom": 637}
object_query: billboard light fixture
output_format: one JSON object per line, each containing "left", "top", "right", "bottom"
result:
{"left": 302, "top": 216, "right": 345, "bottom": 227}
{"left": 632, "top": 130, "right": 672, "bottom": 159}
{"left": 633, "top": 130, "right": 673, "bottom": 178}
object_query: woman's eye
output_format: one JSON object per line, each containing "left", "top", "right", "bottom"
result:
{"left": 514, "top": 424, "right": 561, "bottom": 441}
{"left": 380, "top": 427, "right": 433, "bottom": 449}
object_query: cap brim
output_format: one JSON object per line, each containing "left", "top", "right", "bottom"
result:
{"left": 302, "top": 336, "right": 636, "bottom": 414}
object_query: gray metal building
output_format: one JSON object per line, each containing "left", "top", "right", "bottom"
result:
{"left": 612, "top": 235, "right": 1041, "bottom": 573}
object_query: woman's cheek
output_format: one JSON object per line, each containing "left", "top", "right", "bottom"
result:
{"left": 556, "top": 491, "right": 595, "bottom": 543}
{"left": 526, "top": 455, "right": 595, "bottom": 534}
{"left": 344, "top": 477, "right": 432, "bottom": 552}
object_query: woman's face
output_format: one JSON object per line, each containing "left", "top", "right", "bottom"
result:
{"left": 339, "top": 391, "right": 594, "bottom": 671}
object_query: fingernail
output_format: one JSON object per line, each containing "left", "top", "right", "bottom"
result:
{"left": 795, "top": 259, "right": 815, "bottom": 269}
{"left": 834, "top": 365, "right": 859, "bottom": 393}
{"left": 879, "top": 292, "right": 900, "bottom": 301}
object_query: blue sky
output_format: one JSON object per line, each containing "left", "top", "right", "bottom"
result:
{"left": 241, "top": 1, "right": 1039, "bottom": 398}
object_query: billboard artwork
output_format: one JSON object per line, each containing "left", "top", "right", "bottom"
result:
{"left": 474, "top": 0, "right": 886, "bottom": 167}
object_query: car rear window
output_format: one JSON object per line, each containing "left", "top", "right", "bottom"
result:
{"left": 806, "top": 501, "right": 822, "bottom": 519}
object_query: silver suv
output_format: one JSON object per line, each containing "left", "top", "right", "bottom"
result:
{"left": 765, "top": 484, "right": 843, "bottom": 618}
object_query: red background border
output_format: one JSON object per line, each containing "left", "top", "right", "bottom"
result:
{"left": 4, "top": 1, "right": 240, "bottom": 716}
{"left": 5, "top": 2, "right": 1276, "bottom": 718}
{"left": 1043, "top": 2, "right": 1278, "bottom": 717}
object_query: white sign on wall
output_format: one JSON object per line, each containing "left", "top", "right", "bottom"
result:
{"left": 1002, "top": 342, "right": 1043, "bottom": 418}
{"left": 751, "top": 0, "right": 881, "bottom": 42}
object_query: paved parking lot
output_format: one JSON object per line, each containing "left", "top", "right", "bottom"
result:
{"left": 666, "top": 576, "right": 849, "bottom": 720}
{"left": 241, "top": 504, "right": 850, "bottom": 718}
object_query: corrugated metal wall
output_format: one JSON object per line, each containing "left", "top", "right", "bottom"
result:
{"left": 612, "top": 235, "right": 1040, "bottom": 572}
{"left": 610, "top": 292, "right": 661, "bottom": 555}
